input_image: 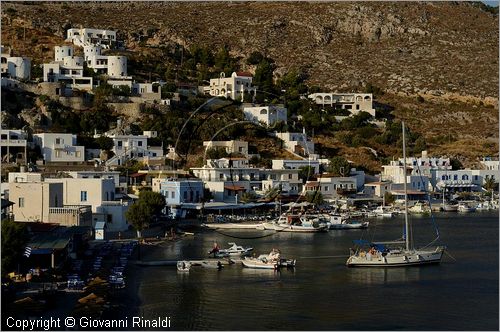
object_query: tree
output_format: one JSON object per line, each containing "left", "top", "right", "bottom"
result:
{"left": 264, "top": 187, "right": 281, "bottom": 200}
{"left": 298, "top": 166, "right": 316, "bottom": 184}
{"left": 253, "top": 58, "right": 276, "bottom": 94}
{"left": 95, "top": 136, "right": 114, "bottom": 151}
{"left": 483, "top": 177, "right": 497, "bottom": 194}
{"left": 328, "top": 156, "right": 351, "bottom": 177}
{"left": 1, "top": 220, "right": 29, "bottom": 275}
{"left": 240, "top": 191, "right": 258, "bottom": 203}
{"left": 384, "top": 191, "right": 395, "bottom": 205}
{"left": 206, "top": 147, "right": 229, "bottom": 159}
{"left": 246, "top": 51, "right": 264, "bottom": 65}
{"left": 450, "top": 158, "right": 463, "bottom": 170}
{"left": 305, "top": 191, "right": 324, "bottom": 206}
{"left": 125, "top": 200, "right": 151, "bottom": 238}
{"left": 138, "top": 191, "right": 165, "bottom": 216}
{"left": 413, "top": 136, "right": 427, "bottom": 154}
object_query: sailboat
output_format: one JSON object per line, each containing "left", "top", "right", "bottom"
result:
{"left": 346, "top": 122, "right": 445, "bottom": 267}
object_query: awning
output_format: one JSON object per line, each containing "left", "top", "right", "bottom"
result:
{"left": 224, "top": 185, "right": 246, "bottom": 191}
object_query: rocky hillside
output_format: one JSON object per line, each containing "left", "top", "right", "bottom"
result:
{"left": 2, "top": 1, "right": 498, "bottom": 100}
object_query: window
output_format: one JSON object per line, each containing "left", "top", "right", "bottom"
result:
{"left": 117, "top": 141, "right": 122, "bottom": 147}
{"left": 171, "top": 191, "right": 175, "bottom": 199}
{"left": 324, "top": 186, "right": 329, "bottom": 191}
{"left": 19, "top": 197, "right": 25, "bottom": 208}
{"left": 55, "top": 138, "right": 61, "bottom": 144}
{"left": 183, "top": 191, "right": 187, "bottom": 200}
{"left": 138, "top": 141, "right": 143, "bottom": 147}
{"left": 453, "top": 175, "right": 458, "bottom": 181}
{"left": 81, "top": 191, "right": 88, "bottom": 202}
{"left": 289, "top": 174, "right": 292, "bottom": 179}
{"left": 165, "top": 191, "right": 169, "bottom": 198}
{"left": 462, "top": 175, "right": 468, "bottom": 180}
{"left": 55, "top": 150, "right": 61, "bottom": 158}
{"left": 219, "top": 174, "right": 223, "bottom": 179}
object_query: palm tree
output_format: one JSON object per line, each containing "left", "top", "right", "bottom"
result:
{"left": 483, "top": 177, "right": 497, "bottom": 197}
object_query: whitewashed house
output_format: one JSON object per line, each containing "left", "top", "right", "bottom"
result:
{"left": 207, "top": 72, "right": 257, "bottom": 101}
{"left": 243, "top": 105, "right": 287, "bottom": 127}
{"left": 272, "top": 159, "right": 320, "bottom": 175}
{"left": 66, "top": 28, "right": 117, "bottom": 48}
{"left": 43, "top": 45, "right": 93, "bottom": 91}
{"left": 274, "top": 130, "right": 315, "bottom": 156}
{"left": 1, "top": 46, "right": 31, "bottom": 80}
{"left": 308, "top": 93, "right": 376, "bottom": 117}
{"left": 95, "top": 131, "right": 164, "bottom": 166}
{"left": 203, "top": 140, "right": 249, "bottom": 157}
{"left": 33, "top": 133, "right": 85, "bottom": 163}
{"left": 1, "top": 129, "right": 28, "bottom": 164}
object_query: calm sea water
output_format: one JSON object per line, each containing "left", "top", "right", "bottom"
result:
{"left": 123, "top": 211, "right": 499, "bottom": 330}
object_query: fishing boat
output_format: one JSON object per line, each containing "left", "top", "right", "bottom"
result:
{"left": 208, "top": 242, "right": 253, "bottom": 258}
{"left": 263, "top": 214, "right": 328, "bottom": 233}
{"left": 177, "top": 261, "right": 191, "bottom": 272}
{"left": 346, "top": 122, "right": 445, "bottom": 267}
{"left": 458, "top": 202, "right": 476, "bottom": 213}
{"left": 242, "top": 249, "right": 296, "bottom": 269}
{"left": 373, "top": 205, "right": 394, "bottom": 218}
{"left": 409, "top": 201, "right": 431, "bottom": 214}
{"left": 327, "top": 214, "right": 369, "bottom": 229}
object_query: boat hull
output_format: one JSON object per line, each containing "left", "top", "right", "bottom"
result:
{"left": 264, "top": 223, "right": 327, "bottom": 233}
{"left": 346, "top": 248, "right": 444, "bottom": 267}
{"left": 330, "top": 222, "right": 369, "bottom": 230}
{"left": 242, "top": 259, "right": 277, "bottom": 269}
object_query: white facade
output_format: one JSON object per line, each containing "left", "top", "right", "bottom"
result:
{"left": 304, "top": 176, "right": 358, "bottom": 199}
{"left": 2, "top": 45, "right": 31, "bottom": 80}
{"left": 208, "top": 72, "right": 257, "bottom": 101}
{"left": 272, "top": 159, "right": 320, "bottom": 174}
{"left": 9, "top": 182, "right": 63, "bottom": 222}
{"left": 243, "top": 105, "right": 287, "bottom": 127}
{"left": 274, "top": 131, "right": 315, "bottom": 156}
{"left": 203, "top": 140, "right": 249, "bottom": 157}
{"left": 308, "top": 93, "right": 376, "bottom": 117}
{"left": 95, "top": 131, "right": 164, "bottom": 166}
{"left": 160, "top": 179, "right": 204, "bottom": 205}
{"left": 1, "top": 129, "right": 28, "bottom": 164}
{"left": 33, "top": 133, "right": 85, "bottom": 163}
{"left": 66, "top": 28, "right": 116, "bottom": 48}
{"left": 480, "top": 158, "right": 499, "bottom": 171}
{"left": 8, "top": 172, "right": 43, "bottom": 183}
{"left": 43, "top": 45, "right": 93, "bottom": 90}
{"left": 430, "top": 169, "right": 498, "bottom": 192}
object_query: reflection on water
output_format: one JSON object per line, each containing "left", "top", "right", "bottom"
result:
{"left": 132, "top": 212, "right": 498, "bottom": 331}
{"left": 347, "top": 266, "right": 421, "bottom": 285}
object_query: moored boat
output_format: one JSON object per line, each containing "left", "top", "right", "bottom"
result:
{"left": 208, "top": 242, "right": 253, "bottom": 258}
{"left": 458, "top": 202, "right": 476, "bottom": 213}
{"left": 242, "top": 249, "right": 296, "bottom": 269}
{"left": 177, "top": 261, "right": 191, "bottom": 272}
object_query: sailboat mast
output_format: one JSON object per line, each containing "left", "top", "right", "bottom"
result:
{"left": 402, "top": 121, "right": 410, "bottom": 251}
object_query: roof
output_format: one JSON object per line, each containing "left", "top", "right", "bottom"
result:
{"left": 27, "top": 234, "right": 71, "bottom": 250}
{"left": 305, "top": 181, "right": 319, "bottom": 188}
{"left": 129, "top": 173, "right": 147, "bottom": 178}
{"left": 236, "top": 71, "right": 253, "bottom": 77}
{"left": 365, "top": 182, "right": 390, "bottom": 186}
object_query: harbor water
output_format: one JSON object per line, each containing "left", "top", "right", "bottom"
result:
{"left": 117, "top": 211, "right": 499, "bottom": 330}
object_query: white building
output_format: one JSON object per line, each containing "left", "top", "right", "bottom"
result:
{"left": 66, "top": 28, "right": 117, "bottom": 48}
{"left": 95, "top": 131, "right": 164, "bottom": 166}
{"left": 272, "top": 159, "right": 320, "bottom": 174}
{"left": 9, "top": 182, "right": 63, "bottom": 222}
{"left": 208, "top": 72, "right": 257, "bottom": 101}
{"left": 243, "top": 105, "right": 287, "bottom": 127}
{"left": 274, "top": 130, "right": 315, "bottom": 156}
{"left": 160, "top": 179, "right": 204, "bottom": 206}
{"left": 430, "top": 169, "right": 498, "bottom": 193}
{"left": 191, "top": 157, "right": 301, "bottom": 201}
{"left": 479, "top": 158, "right": 499, "bottom": 171}
{"left": 203, "top": 140, "right": 249, "bottom": 157}
{"left": 33, "top": 133, "right": 85, "bottom": 163}
{"left": 1, "top": 129, "right": 28, "bottom": 164}
{"left": 44, "top": 177, "right": 129, "bottom": 231}
{"left": 66, "top": 171, "right": 126, "bottom": 193}
{"left": 304, "top": 176, "right": 358, "bottom": 199}
{"left": 43, "top": 45, "right": 93, "bottom": 91}
{"left": 308, "top": 93, "right": 376, "bottom": 117}
{"left": 1, "top": 45, "right": 31, "bottom": 80}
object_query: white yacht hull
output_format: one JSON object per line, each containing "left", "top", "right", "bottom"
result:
{"left": 242, "top": 258, "right": 277, "bottom": 269}
{"left": 263, "top": 222, "right": 327, "bottom": 233}
{"left": 203, "top": 223, "right": 263, "bottom": 230}
{"left": 330, "top": 221, "right": 369, "bottom": 230}
{"left": 346, "top": 248, "right": 445, "bottom": 267}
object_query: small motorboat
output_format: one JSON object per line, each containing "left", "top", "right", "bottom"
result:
{"left": 177, "top": 261, "right": 191, "bottom": 272}
{"left": 209, "top": 242, "right": 253, "bottom": 258}
{"left": 458, "top": 202, "right": 476, "bottom": 213}
{"left": 242, "top": 249, "right": 296, "bottom": 269}
{"left": 327, "top": 215, "right": 369, "bottom": 230}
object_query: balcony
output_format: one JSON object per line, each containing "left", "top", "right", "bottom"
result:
{"left": 0, "top": 138, "right": 27, "bottom": 147}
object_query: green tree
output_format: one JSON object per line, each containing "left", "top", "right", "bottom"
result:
{"left": 298, "top": 166, "right": 316, "bottom": 184}
{"left": 413, "top": 136, "right": 427, "bottom": 154}
{"left": 305, "top": 191, "right": 324, "bottom": 206}
{"left": 253, "top": 58, "right": 276, "bottom": 94}
{"left": 95, "top": 136, "right": 114, "bottom": 151}
{"left": 125, "top": 200, "right": 151, "bottom": 238}
{"left": 450, "top": 158, "right": 463, "bottom": 170}
{"left": 328, "top": 156, "right": 351, "bottom": 176}
{"left": 483, "top": 177, "right": 497, "bottom": 193}
{"left": 206, "top": 147, "right": 229, "bottom": 159}
{"left": 384, "top": 191, "right": 395, "bottom": 205}
{"left": 264, "top": 187, "right": 281, "bottom": 200}
{"left": 138, "top": 191, "right": 165, "bottom": 216}
{"left": 246, "top": 51, "right": 264, "bottom": 65}
{"left": 1, "top": 220, "right": 29, "bottom": 275}
{"left": 240, "top": 191, "right": 258, "bottom": 203}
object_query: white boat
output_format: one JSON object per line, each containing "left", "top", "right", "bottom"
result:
{"left": 208, "top": 242, "right": 253, "bottom": 258}
{"left": 327, "top": 214, "right": 369, "bottom": 229}
{"left": 242, "top": 249, "right": 281, "bottom": 269}
{"left": 373, "top": 206, "right": 394, "bottom": 218}
{"left": 458, "top": 202, "right": 476, "bottom": 213}
{"left": 475, "top": 201, "right": 494, "bottom": 211}
{"left": 408, "top": 201, "right": 431, "bottom": 214}
{"left": 442, "top": 203, "right": 458, "bottom": 212}
{"left": 264, "top": 214, "right": 328, "bottom": 233}
{"left": 177, "top": 261, "right": 191, "bottom": 272}
{"left": 242, "top": 249, "right": 296, "bottom": 269}
{"left": 202, "top": 223, "right": 263, "bottom": 230}
{"left": 347, "top": 122, "right": 445, "bottom": 267}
